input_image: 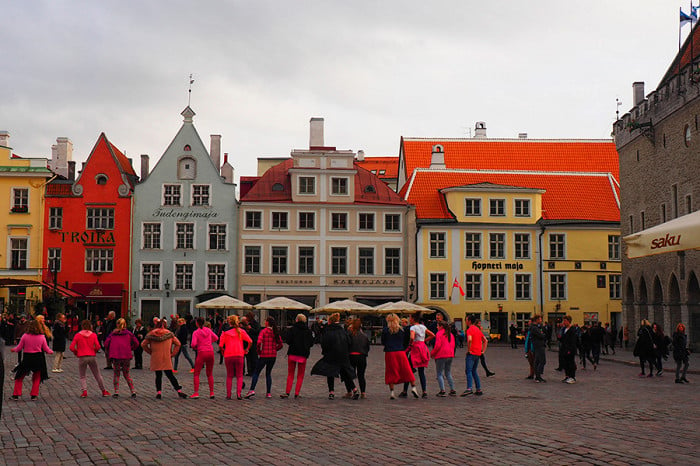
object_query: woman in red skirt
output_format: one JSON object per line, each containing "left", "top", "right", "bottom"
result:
{"left": 381, "top": 313, "right": 417, "bottom": 399}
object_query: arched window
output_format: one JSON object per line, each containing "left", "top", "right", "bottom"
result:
{"left": 95, "top": 174, "right": 108, "bottom": 185}
{"left": 183, "top": 144, "right": 191, "bottom": 151}
{"left": 364, "top": 185, "right": 376, "bottom": 193}
{"left": 272, "top": 183, "right": 284, "bottom": 192}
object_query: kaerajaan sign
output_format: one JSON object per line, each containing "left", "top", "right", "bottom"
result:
{"left": 333, "top": 279, "right": 396, "bottom": 285}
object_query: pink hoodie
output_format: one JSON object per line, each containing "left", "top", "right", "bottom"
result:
{"left": 430, "top": 328, "right": 456, "bottom": 359}
{"left": 69, "top": 330, "right": 101, "bottom": 357}
{"left": 12, "top": 333, "right": 53, "bottom": 355}
{"left": 190, "top": 326, "right": 218, "bottom": 354}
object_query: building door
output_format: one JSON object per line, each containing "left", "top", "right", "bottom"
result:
{"left": 489, "top": 312, "right": 508, "bottom": 342}
{"left": 141, "top": 300, "right": 160, "bottom": 325}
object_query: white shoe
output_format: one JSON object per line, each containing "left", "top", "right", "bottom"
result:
{"left": 565, "top": 378, "right": 576, "bottom": 384}
{"left": 51, "top": 369, "right": 59, "bottom": 373}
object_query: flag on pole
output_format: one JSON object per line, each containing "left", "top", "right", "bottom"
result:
{"left": 452, "top": 278, "right": 465, "bottom": 297}
{"left": 681, "top": 8, "right": 696, "bottom": 26}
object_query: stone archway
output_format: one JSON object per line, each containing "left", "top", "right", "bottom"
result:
{"left": 623, "top": 278, "right": 636, "bottom": 342}
{"left": 668, "top": 274, "right": 681, "bottom": 331}
{"left": 638, "top": 276, "right": 649, "bottom": 322}
{"left": 652, "top": 276, "right": 664, "bottom": 325}
{"left": 688, "top": 272, "right": 700, "bottom": 350}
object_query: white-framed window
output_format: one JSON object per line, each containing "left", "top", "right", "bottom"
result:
{"left": 11, "top": 188, "right": 29, "bottom": 212}
{"left": 465, "top": 274, "right": 482, "bottom": 300}
{"left": 331, "top": 212, "right": 348, "bottom": 231}
{"left": 515, "top": 274, "right": 531, "bottom": 300}
{"left": 465, "top": 233, "right": 481, "bottom": 259}
{"left": 143, "top": 223, "right": 161, "bottom": 249}
{"left": 514, "top": 199, "right": 531, "bottom": 217}
{"left": 244, "top": 246, "right": 261, "bottom": 274}
{"left": 298, "top": 212, "right": 315, "bottom": 230}
{"left": 609, "top": 274, "right": 621, "bottom": 299}
{"left": 490, "top": 274, "right": 506, "bottom": 300}
{"left": 358, "top": 213, "right": 375, "bottom": 231}
{"left": 465, "top": 198, "right": 481, "bottom": 216}
{"left": 516, "top": 312, "right": 530, "bottom": 332}
{"left": 331, "top": 177, "right": 349, "bottom": 195}
{"left": 550, "top": 273, "right": 567, "bottom": 300}
{"left": 489, "top": 199, "right": 505, "bottom": 216}
{"left": 207, "top": 264, "right": 226, "bottom": 291}
{"left": 384, "top": 248, "right": 401, "bottom": 275}
{"left": 175, "top": 223, "right": 194, "bottom": 249}
{"left": 271, "top": 211, "right": 289, "bottom": 230}
{"left": 208, "top": 224, "right": 226, "bottom": 250}
{"left": 86, "top": 208, "right": 114, "bottom": 230}
{"left": 331, "top": 247, "right": 347, "bottom": 274}
{"left": 298, "top": 246, "right": 315, "bottom": 274}
{"left": 175, "top": 263, "right": 194, "bottom": 290}
{"left": 358, "top": 247, "right": 374, "bottom": 275}
{"left": 49, "top": 207, "right": 63, "bottom": 229}
{"left": 430, "top": 232, "right": 446, "bottom": 258}
{"left": 549, "top": 234, "right": 566, "bottom": 259}
{"left": 48, "top": 248, "right": 61, "bottom": 272}
{"left": 142, "top": 263, "right": 160, "bottom": 290}
{"left": 85, "top": 248, "right": 113, "bottom": 273}
{"left": 384, "top": 214, "right": 401, "bottom": 232}
{"left": 489, "top": 233, "right": 506, "bottom": 259}
{"left": 298, "top": 176, "right": 316, "bottom": 195}
{"left": 271, "top": 246, "right": 288, "bottom": 274}
{"left": 245, "top": 211, "right": 262, "bottom": 229}
{"left": 163, "top": 184, "right": 182, "bottom": 206}
{"left": 608, "top": 235, "right": 621, "bottom": 261}
{"left": 192, "top": 184, "right": 210, "bottom": 206}
{"left": 10, "top": 238, "right": 28, "bottom": 270}
{"left": 514, "top": 233, "right": 530, "bottom": 259}
{"left": 430, "top": 273, "right": 447, "bottom": 300}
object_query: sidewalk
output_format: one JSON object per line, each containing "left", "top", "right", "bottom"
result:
{"left": 598, "top": 346, "right": 699, "bottom": 375}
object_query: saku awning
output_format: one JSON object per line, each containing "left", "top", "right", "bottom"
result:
{"left": 624, "top": 211, "right": 700, "bottom": 258}
{"left": 71, "top": 283, "right": 124, "bottom": 300}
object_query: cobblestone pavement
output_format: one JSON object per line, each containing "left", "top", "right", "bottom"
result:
{"left": 1, "top": 344, "right": 697, "bottom": 465}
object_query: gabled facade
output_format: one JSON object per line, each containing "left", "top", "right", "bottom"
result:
{"left": 401, "top": 138, "right": 622, "bottom": 335}
{"left": 239, "top": 118, "right": 416, "bottom": 319}
{"left": 130, "top": 107, "right": 237, "bottom": 323}
{"left": 43, "top": 133, "right": 137, "bottom": 319}
{"left": 0, "top": 131, "right": 53, "bottom": 314}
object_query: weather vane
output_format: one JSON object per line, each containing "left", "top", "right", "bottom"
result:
{"left": 188, "top": 74, "right": 194, "bottom": 106}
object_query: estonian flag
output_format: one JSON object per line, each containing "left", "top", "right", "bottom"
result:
{"left": 681, "top": 7, "right": 696, "bottom": 25}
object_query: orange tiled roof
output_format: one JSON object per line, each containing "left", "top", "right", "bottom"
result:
{"left": 109, "top": 141, "right": 136, "bottom": 177}
{"left": 404, "top": 169, "right": 620, "bottom": 222}
{"left": 356, "top": 156, "right": 399, "bottom": 179}
{"left": 400, "top": 138, "right": 619, "bottom": 184}
{"left": 46, "top": 182, "right": 75, "bottom": 197}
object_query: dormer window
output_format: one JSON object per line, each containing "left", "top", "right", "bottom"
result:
{"left": 178, "top": 156, "right": 196, "bottom": 180}
{"left": 95, "top": 174, "right": 108, "bottom": 185}
{"left": 272, "top": 183, "right": 284, "bottom": 192}
{"left": 364, "top": 185, "right": 376, "bottom": 193}
{"left": 183, "top": 144, "right": 191, "bottom": 151}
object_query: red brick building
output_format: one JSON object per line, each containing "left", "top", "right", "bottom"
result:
{"left": 43, "top": 133, "right": 137, "bottom": 319}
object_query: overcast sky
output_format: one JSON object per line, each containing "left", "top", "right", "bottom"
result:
{"left": 1, "top": 1, "right": 689, "bottom": 182}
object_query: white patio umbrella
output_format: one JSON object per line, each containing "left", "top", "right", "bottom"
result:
{"left": 195, "top": 295, "right": 253, "bottom": 310}
{"left": 373, "top": 300, "right": 434, "bottom": 315}
{"left": 310, "top": 299, "right": 374, "bottom": 314}
{"left": 624, "top": 210, "right": 700, "bottom": 258}
{"left": 253, "top": 296, "right": 312, "bottom": 311}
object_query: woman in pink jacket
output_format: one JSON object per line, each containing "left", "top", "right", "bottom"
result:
{"left": 69, "top": 320, "right": 110, "bottom": 398}
{"left": 141, "top": 318, "right": 187, "bottom": 399}
{"left": 219, "top": 315, "right": 251, "bottom": 400}
{"left": 104, "top": 318, "right": 139, "bottom": 398}
{"left": 431, "top": 321, "right": 456, "bottom": 397}
{"left": 190, "top": 317, "right": 218, "bottom": 399}
{"left": 11, "top": 319, "right": 53, "bottom": 400}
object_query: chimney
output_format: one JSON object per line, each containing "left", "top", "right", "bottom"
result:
{"left": 474, "top": 122, "right": 487, "bottom": 139}
{"left": 518, "top": 133, "right": 528, "bottom": 139}
{"left": 221, "top": 153, "right": 234, "bottom": 183}
{"left": 633, "top": 82, "right": 645, "bottom": 107}
{"left": 140, "top": 154, "right": 149, "bottom": 180}
{"left": 210, "top": 134, "right": 221, "bottom": 174}
{"left": 68, "top": 161, "right": 76, "bottom": 181}
{"left": 429, "top": 144, "right": 446, "bottom": 169}
{"left": 0, "top": 131, "right": 9, "bottom": 148}
{"left": 310, "top": 117, "right": 324, "bottom": 147}
{"left": 357, "top": 150, "right": 365, "bottom": 162}
{"left": 50, "top": 137, "right": 73, "bottom": 178}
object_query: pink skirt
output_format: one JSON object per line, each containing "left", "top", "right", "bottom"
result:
{"left": 384, "top": 351, "right": 415, "bottom": 385}
{"left": 410, "top": 341, "right": 430, "bottom": 368}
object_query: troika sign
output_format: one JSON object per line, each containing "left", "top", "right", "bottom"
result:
{"left": 58, "top": 231, "right": 116, "bottom": 245}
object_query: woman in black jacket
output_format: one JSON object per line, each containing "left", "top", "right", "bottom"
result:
{"left": 311, "top": 313, "right": 358, "bottom": 400}
{"left": 282, "top": 314, "right": 314, "bottom": 398}
{"left": 348, "top": 318, "right": 370, "bottom": 399}
{"left": 673, "top": 323, "right": 690, "bottom": 383}
{"left": 634, "top": 319, "right": 656, "bottom": 377}
{"left": 652, "top": 323, "right": 670, "bottom": 376}
{"left": 51, "top": 313, "right": 69, "bottom": 372}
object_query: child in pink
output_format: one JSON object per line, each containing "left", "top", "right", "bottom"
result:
{"left": 190, "top": 317, "right": 218, "bottom": 399}
{"left": 69, "top": 320, "right": 110, "bottom": 397}
{"left": 218, "top": 315, "right": 251, "bottom": 400}
{"left": 11, "top": 319, "right": 53, "bottom": 400}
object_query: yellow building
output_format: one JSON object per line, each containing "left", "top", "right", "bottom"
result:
{"left": 399, "top": 137, "right": 622, "bottom": 336}
{"left": 0, "top": 131, "right": 53, "bottom": 314}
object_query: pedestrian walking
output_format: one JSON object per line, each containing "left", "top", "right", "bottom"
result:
{"left": 431, "top": 321, "right": 456, "bottom": 396}
{"left": 173, "top": 318, "right": 195, "bottom": 373}
{"left": 141, "top": 318, "right": 187, "bottom": 399}
{"left": 132, "top": 319, "right": 147, "bottom": 370}
{"left": 311, "top": 313, "right": 358, "bottom": 400}
{"left": 219, "top": 314, "right": 251, "bottom": 400}
{"left": 530, "top": 315, "right": 547, "bottom": 383}
{"left": 652, "top": 323, "right": 670, "bottom": 376}
{"left": 633, "top": 319, "right": 656, "bottom": 377}
{"left": 560, "top": 316, "right": 578, "bottom": 384}
{"left": 10, "top": 319, "right": 53, "bottom": 400}
{"left": 509, "top": 323, "right": 518, "bottom": 349}
{"left": 243, "top": 312, "right": 260, "bottom": 376}
{"left": 51, "top": 313, "right": 68, "bottom": 373}
{"left": 102, "top": 311, "right": 117, "bottom": 369}
{"left": 524, "top": 318, "right": 535, "bottom": 379}
{"left": 381, "top": 313, "right": 417, "bottom": 400}
{"left": 348, "top": 318, "right": 370, "bottom": 399}
{"left": 282, "top": 313, "right": 314, "bottom": 399}
{"left": 104, "top": 318, "right": 139, "bottom": 398}
{"left": 588, "top": 322, "right": 604, "bottom": 369}
{"left": 672, "top": 323, "right": 690, "bottom": 384}
{"left": 409, "top": 312, "right": 434, "bottom": 398}
{"left": 245, "top": 316, "right": 283, "bottom": 399}
{"left": 461, "top": 314, "right": 487, "bottom": 396}
{"left": 69, "top": 320, "right": 110, "bottom": 398}
{"left": 475, "top": 319, "right": 495, "bottom": 377}
{"left": 190, "top": 317, "right": 218, "bottom": 399}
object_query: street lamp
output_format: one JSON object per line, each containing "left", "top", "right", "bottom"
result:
{"left": 408, "top": 280, "right": 415, "bottom": 301}
{"left": 50, "top": 258, "right": 59, "bottom": 300}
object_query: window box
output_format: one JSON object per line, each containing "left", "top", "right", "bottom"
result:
{"left": 11, "top": 206, "right": 28, "bottom": 213}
